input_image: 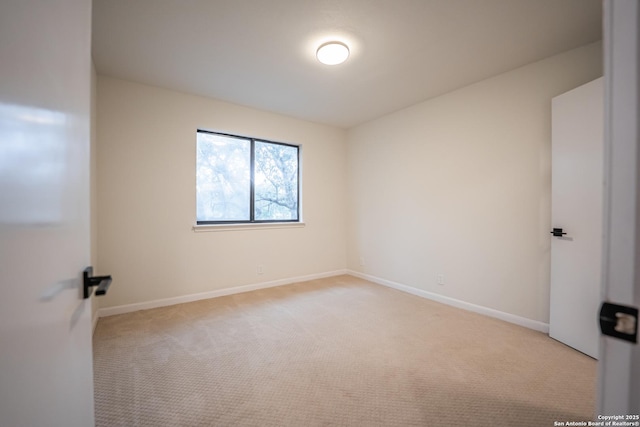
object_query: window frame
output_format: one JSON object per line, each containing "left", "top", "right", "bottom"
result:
{"left": 196, "top": 129, "right": 301, "bottom": 225}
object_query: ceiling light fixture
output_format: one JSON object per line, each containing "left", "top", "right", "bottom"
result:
{"left": 316, "top": 41, "right": 350, "bottom": 65}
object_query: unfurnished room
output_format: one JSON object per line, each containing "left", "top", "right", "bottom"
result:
{"left": 1, "top": 1, "right": 639, "bottom": 426}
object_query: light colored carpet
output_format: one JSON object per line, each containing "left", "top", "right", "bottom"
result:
{"left": 93, "top": 275, "right": 596, "bottom": 426}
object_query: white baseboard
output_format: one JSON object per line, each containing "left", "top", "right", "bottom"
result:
{"left": 96, "top": 268, "right": 548, "bottom": 334}
{"left": 97, "top": 269, "right": 348, "bottom": 318}
{"left": 347, "top": 270, "right": 549, "bottom": 333}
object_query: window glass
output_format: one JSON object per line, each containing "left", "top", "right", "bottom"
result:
{"left": 254, "top": 141, "right": 298, "bottom": 221}
{"left": 196, "top": 133, "right": 250, "bottom": 222}
{"left": 196, "top": 131, "right": 299, "bottom": 224}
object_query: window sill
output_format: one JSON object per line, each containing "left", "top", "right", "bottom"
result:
{"left": 193, "top": 222, "right": 306, "bottom": 232}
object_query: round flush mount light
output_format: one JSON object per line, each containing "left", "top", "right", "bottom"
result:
{"left": 316, "top": 41, "right": 350, "bottom": 65}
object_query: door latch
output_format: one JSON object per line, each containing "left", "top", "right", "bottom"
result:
{"left": 599, "top": 302, "right": 638, "bottom": 344}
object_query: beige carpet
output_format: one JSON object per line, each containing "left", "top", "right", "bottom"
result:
{"left": 93, "top": 275, "right": 596, "bottom": 426}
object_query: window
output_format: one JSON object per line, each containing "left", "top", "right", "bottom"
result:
{"left": 196, "top": 130, "right": 300, "bottom": 224}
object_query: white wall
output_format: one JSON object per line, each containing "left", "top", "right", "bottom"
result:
{"left": 97, "top": 76, "right": 347, "bottom": 308}
{"left": 346, "top": 41, "right": 602, "bottom": 324}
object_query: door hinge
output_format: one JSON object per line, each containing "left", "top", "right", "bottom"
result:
{"left": 599, "top": 301, "right": 638, "bottom": 344}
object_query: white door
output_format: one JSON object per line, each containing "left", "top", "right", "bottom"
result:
{"left": 0, "top": 1, "right": 95, "bottom": 426}
{"left": 598, "top": 0, "right": 640, "bottom": 415}
{"left": 549, "top": 78, "right": 603, "bottom": 359}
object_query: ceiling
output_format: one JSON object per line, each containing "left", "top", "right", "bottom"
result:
{"left": 92, "top": 0, "right": 602, "bottom": 129}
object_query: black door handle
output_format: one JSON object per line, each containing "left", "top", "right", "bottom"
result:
{"left": 83, "top": 266, "right": 112, "bottom": 299}
{"left": 550, "top": 228, "right": 567, "bottom": 237}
